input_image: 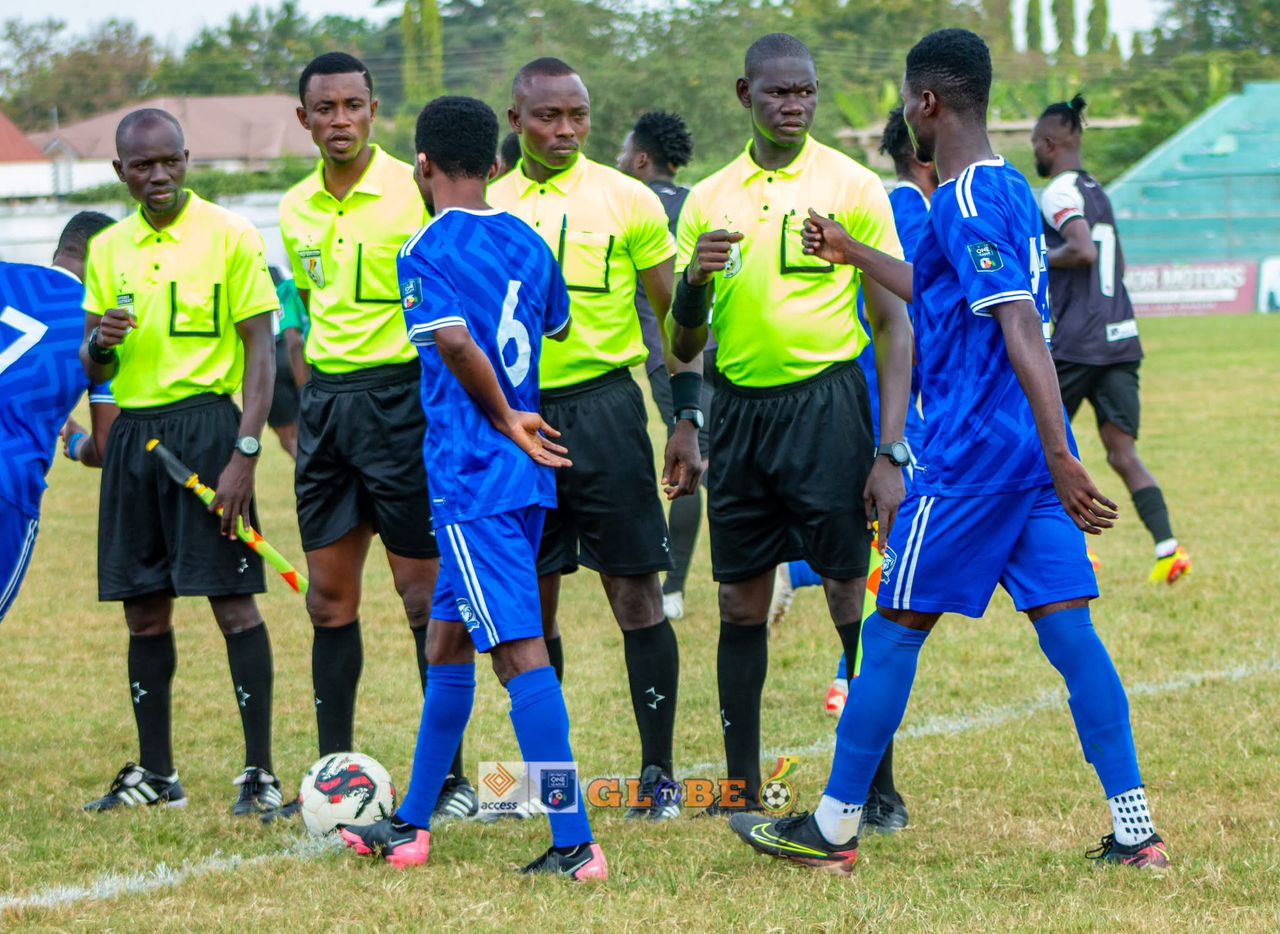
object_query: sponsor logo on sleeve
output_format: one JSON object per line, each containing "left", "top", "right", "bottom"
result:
{"left": 401, "top": 277, "right": 423, "bottom": 311}
{"left": 966, "top": 241, "right": 1004, "bottom": 272}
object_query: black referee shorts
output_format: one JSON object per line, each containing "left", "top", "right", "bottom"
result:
{"left": 98, "top": 394, "right": 266, "bottom": 601}
{"left": 709, "top": 361, "right": 875, "bottom": 583}
{"left": 295, "top": 362, "right": 438, "bottom": 559}
{"left": 1056, "top": 359, "right": 1142, "bottom": 439}
{"left": 267, "top": 337, "right": 300, "bottom": 429}
{"left": 538, "top": 369, "right": 672, "bottom": 578}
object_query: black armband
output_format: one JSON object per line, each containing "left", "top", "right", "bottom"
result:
{"left": 671, "top": 271, "right": 711, "bottom": 329}
{"left": 669, "top": 371, "right": 704, "bottom": 413}
{"left": 87, "top": 327, "right": 117, "bottom": 365}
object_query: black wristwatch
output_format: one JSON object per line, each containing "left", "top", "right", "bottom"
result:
{"left": 674, "top": 407, "right": 704, "bottom": 430}
{"left": 876, "top": 440, "right": 910, "bottom": 467}
{"left": 87, "top": 327, "right": 117, "bottom": 364}
{"left": 234, "top": 436, "right": 262, "bottom": 458}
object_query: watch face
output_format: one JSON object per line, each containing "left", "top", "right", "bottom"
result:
{"left": 238, "top": 437, "right": 261, "bottom": 456}
{"left": 891, "top": 442, "right": 910, "bottom": 465}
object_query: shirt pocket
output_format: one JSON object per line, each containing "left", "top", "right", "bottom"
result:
{"left": 355, "top": 243, "right": 403, "bottom": 303}
{"left": 779, "top": 211, "right": 835, "bottom": 276}
{"left": 169, "top": 279, "right": 223, "bottom": 338}
{"left": 557, "top": 229, "right": 615, "bottom": 293}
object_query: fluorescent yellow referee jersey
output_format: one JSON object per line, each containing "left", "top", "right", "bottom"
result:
{"left": 83, "top": 191, "right": 278, "bottom": 408}
{"left": 279, "top": 145, "right": 427, "bottom": 374}
{"left": 676, "top": 137, "right": 903, "bottom": 388}
{"left": 487, "top": 155, "right": 675, "bottom": 390}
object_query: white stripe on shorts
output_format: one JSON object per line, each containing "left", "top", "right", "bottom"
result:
{"left": 444, "top": 525, "right": 499, "bottom": 648}
{"left": 0, "top": 517, "right": 38, "bottom": 620}
{"left": 900, "top": 496, "right": 935, "bottom": 610}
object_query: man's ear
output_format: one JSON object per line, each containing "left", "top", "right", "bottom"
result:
{"left": 112, "top": 159, "right": 125, "bottom": 183}
{"left": 296, "top": 105, "right": 309, "bottom": 130}
{"left": 736, "top": 77, "right": 751, "bottom": 110}
{"left": 508, "top": 108, "right": 522, "bottom": 133}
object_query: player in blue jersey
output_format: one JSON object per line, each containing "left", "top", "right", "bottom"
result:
{"left": 339, "top": 96, "right": 606, "bottom": 881}
{"left": 0, "top": 211, "right": 117, "bottom": 624}
{"left": 730, "top": 29, "right": 1168, "bottom": 873}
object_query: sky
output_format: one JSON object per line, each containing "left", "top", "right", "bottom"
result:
{"left": 26, "top": 0, "right": 1161, "bottom": 51}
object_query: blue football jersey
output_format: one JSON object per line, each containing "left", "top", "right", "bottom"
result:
{"left": 398, "top": 208, "right": 571, "bottom": 526}
{"left": 911, "top": 158, "right": 1070, "bottom": 496}
{"left": 0, "top": 262, "right": 112, "bottom": 516}
{"left": 857, "top": 182, "right": 929, "bottom": 450}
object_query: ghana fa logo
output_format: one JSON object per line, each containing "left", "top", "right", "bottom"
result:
{"left": 298, "top": 249, "right": 325, "bottom": 288}
{"left": 760, "top": 756, "right": 800, "bottom": 815}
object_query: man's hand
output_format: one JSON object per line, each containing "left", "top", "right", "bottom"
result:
{"left": 1048, "top": 451, "right": 1118, "bottom": 535}
{"left": 863, "top": 457, "right": 906, "bottom": 549}
{"left": 687, "top": 229, "right": 744, "bottom": 286}
{"left": 662, "top": 420, "right": 703, "bottom": 500}
{"left": 60, "top": 417, "right": 87, "bottom": 461}
{"left": 502, "top": 411, "right": 572, "bottom": 469}
{"left": 802, "top": 209, "right": 860, "bottom": 266}
{"left": 95, "top": 308, "right": 137, "bottom": 348}
{"left": 212, "top": 452, "right": 257, "bottom": 538}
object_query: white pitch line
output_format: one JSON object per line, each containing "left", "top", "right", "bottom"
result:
{"left": 3, "top": 657, "right": 1277, "bottom": 914}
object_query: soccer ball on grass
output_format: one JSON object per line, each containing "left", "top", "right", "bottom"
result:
{"left": 298, "top": 752, "right": 397, "bottom": 836}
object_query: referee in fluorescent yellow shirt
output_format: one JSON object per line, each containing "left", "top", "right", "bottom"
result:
{"left": 279, "top": 53, "right": 476, "bottom": 820}
{"left": 488, "top": 57, "right": 703, "bottom": 819}
{"left": 668, "top": 34, "right": 915, "bottom": 821}
{"left": 79, "top": 108, "right": 283, "bottom": 816}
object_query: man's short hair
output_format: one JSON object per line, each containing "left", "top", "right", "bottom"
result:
{"left": 744, "top": 33, "right": 813, "bottom": 79}
{"left": 499, "top": 131, "right": 522, "bottom": 169}
{"left": 1040, "top": 93, "right": 1088, "bottom": 133}
{"left": 415, "top": 96, "right": 499, "bottom": 180}
{"left": 299, "top": 51, "right": 373, "bottom": 105}
{"left": 114, "top": 108, "right": 183, "bottom": 155}
{"left": 905, "top": 29, "right": 992, "bottom": 117}
{"left": 512, "top": 57, "right": 578, "bottom": 99}
{"left": 55, "top": 211, "right": 115, "bottom": 259}
{"left": 632, "top": 111, "right": 694, "bottom": 169}
{"left": 878, "top": 106, "right": 915, "bottom": 174}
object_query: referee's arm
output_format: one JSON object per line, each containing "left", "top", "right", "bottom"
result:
{"left": 211, "top": 311, "right": 275, "bottom": 537}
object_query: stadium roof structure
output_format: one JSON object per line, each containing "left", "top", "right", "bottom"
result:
{"left": 1109, "top": 82, "right": 1280, "bottom": 264}
{"left": 28, "top": 95, "right": 315, "bottom": 164}
{"left": 0, "top": 109, "right": 49, "bottom": 163}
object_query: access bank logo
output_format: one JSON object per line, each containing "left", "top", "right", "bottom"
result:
{"left": 478, "top": 760, "right": 581, "bottom": 816}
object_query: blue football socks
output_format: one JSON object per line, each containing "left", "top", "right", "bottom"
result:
{"left": 1034, "top": 606, "right": 1142, "bottom": 798}
{"left": 824, "top": 612, "right": 928, "bottom": 805}
{"left": 396, "top": 663, "right": 476, "bottom": 830}
{"left": 507, "top": 666, "right": 593, "bottom": 848}
{"left": 788, "top": 560, "right": 823, "bottom": 589}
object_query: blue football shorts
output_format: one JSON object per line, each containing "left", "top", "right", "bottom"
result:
{"left": 432, "top": 505, "right": 546, "bottom": 653}
{"left": 0, "top": 509, "right": 40, "bottom": 624}
{"left": 878, "top": 484, "right": 1099, "bottom": 618}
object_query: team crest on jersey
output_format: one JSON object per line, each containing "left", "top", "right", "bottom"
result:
{"left": 457, "top": 598, "right": 478, "bottom": 631}
{"left": 298, "top": 249, "right": 325, "bottom": 288}
{"left": 881, "top": 546, "right": 897, "bottom": 582}
{"left": 402, "top": 277, "right": 423, "bottom": 311}
{"left": 966, "top": 241, "right": 1004, "bottom": 273}
{"left": 540, "top": 768, "right": 577, "bottom": 811}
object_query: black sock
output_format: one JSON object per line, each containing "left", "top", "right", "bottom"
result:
{"left": 225, "top": 623, "right": 274, "bottom": 772}
{"left": 313, "top": 619, "right": 362, "bottom": 755}
{"left": 418, "top": 647, "right": 467, "bottom": 780}
{"left": 664, "top": 493, "right": 702, "bottom": 594}
{"left": 545, "top": 635, "right": 564, "bottom": 683}
{"left": 1132, "top": 485, "right": 1175, "bottom": 547}
{"left": 622, "top": 619, "right": 679, "bottom": 775}
{"left": 835, "top": 621, "right": 862, "bottom": 675}
{"left": 870, "top": 739, "right": 898, "bottom": 798}
{"left": 717, "top": 621, "right": 768, "bottom": 802}
{"left": 412, "top": 625, "right": 428, "bottom": 694}
{"left": 128, "top": 631, "right": 176, "bottom": 776}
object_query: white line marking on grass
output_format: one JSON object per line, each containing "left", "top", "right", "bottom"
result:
{"left": 679, "top": 655, "right": 1280, "bottom": 777}
{"left": 4, "top": 657, "right": 1277, "bottom": 913}
{"left": 0, "top": 837, "right": 337, "bottom": 913}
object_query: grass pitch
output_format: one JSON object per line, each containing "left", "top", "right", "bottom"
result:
{"left": 2, "top": 315, "right": 1278, "bottom": 931}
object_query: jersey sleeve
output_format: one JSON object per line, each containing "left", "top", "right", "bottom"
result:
{"left": 934, "top": 175, "right": 1035, "bottom": 317}
{"left": 626, "top": 184, "right": 677, "bottom": 271}
{"left": 674, "top": 190, "right": 707, "bottom": 274}
{"left": 888, "top": 187, "right": 930, "bottom": 264}
{"left": 1040, "top": 172, "right": 1086, "bottom": 233}
{"left": 399, "top": 247, "right": 466, "bottom": 346}
{"left": 544, "top": 254, "right": 571, "bottom": 337}
{"left": 840, "top": 176, "right": 904, "bottom": 262}
{"left": 82, "top": 245, "right": 112, "bottom": 317}
{"left": 226, "top": 224, "right": 280, "bottom": 322}
{"left": 87, "top": 381, "right": 115, "bottom": 405}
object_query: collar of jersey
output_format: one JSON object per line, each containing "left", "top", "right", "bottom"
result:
{"left": 737, "top": 134, "right": 814, "bottom": 183}
{"left": 131, "top": 190, "right": 199, "bottom": 244}
{"left": 433, "top": 206, "right": 505, "bottom": 219}
{"left": 510, "top": 154, "right": 586, "bottom": 197}
{"left": 300, "top": 144, "right": 389, "bottom": 203}
{"left": 937, "top": 155, "right": 1006, "bottom": 188}
{"left": 893, "top": 180, "right": 932, "bottom": 207}
{"left": 49, "top": 264, "right": 82, "bottom": 284}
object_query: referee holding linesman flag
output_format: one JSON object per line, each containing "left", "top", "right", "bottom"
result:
{"left": 79, "top": 108, "right": 284, "bottom": 816}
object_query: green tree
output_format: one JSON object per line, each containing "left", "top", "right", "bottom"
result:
{"left": 1085, "top": 0, "right": 1111, "bottom": 54}
{"left": 1051, "top": 0, "right": 1075, "bottom": 56}
{"left": 1025, "top": 0, "right": 1044, "bottom": 53}
{"left": 395, "top": 0, "right": 445, "bottom": 107}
